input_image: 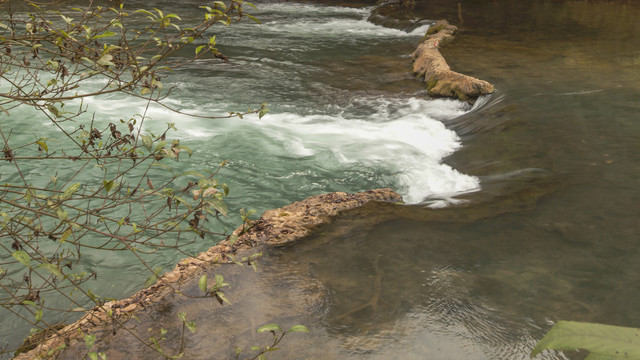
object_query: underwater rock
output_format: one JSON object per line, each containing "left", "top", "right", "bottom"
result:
{"left": 14, "top": 188, "right": 402, "bottom": 360}
{"left": 367, "top": 0, "right": 431, "bottom": 33}
{"left": 412, "top": 20, "right": 494, "bottom": 103}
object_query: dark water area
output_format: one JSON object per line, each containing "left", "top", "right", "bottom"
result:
{"left": 14, "top": 0, "right": 640, "bottom": 359}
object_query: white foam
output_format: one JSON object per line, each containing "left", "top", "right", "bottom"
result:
{"left": 74, "top": 92, "right": 480, "bottom": 205}
{"left": 262, "top": 18, "right": 427, "bottom": 38}
{"left": 242, "top": 97, "right": 479, "bottom": 204}
{"left": 256, "top": 2, "right": 370, "bottom": 16}
{"left": 250, "top": 2, "right": 427, "bottom": 39}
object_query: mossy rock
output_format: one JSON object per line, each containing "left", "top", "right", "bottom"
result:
{"left": 426, "top": 76, "right": 438, "bottom": 91}
{"left": 425, "top": 23, "right": 444, "bottom": 36}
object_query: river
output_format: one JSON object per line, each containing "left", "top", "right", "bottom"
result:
{"left": 3, "top": 0, "right": 640, "bottom": 359}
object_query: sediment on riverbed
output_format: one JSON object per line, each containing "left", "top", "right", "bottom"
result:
{"left": 15, "top": 189, "right": 402, "bottom": 359}
{"left": 412, "top": 20, "right": 494, "bottom": 103}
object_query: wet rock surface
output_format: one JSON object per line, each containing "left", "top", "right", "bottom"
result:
{"left": 412, "top": 20, "right": 494, "bottom": 103}
{"left": 367, "top": 0, "right": 433, "bottom": 32}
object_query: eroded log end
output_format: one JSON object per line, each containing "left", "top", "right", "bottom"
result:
{"left": 412, "top": 20, "right": 494, "bottom": 103}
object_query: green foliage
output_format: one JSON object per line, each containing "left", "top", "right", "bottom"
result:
{"left": 234, "top": 323, "right": 309, "bottom": 360}
{"left": 532, "top": 321, "right": 640, "bottom": 359}
{"left": 0, "top": 0, "right": 269, "bottom": 357}
{"left": 198, "top": 274, "right": 231, "bottom": 304}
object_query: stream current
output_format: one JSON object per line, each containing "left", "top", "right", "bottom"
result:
{"left": 3, "top": 0, "right": 640, "bottom": 359}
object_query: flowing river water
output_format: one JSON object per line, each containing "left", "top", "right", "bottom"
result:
{"left": 3, "top": 0, "right": 640, "bottom": 358}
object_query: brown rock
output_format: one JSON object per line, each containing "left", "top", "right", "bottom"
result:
{"left": 14, "top": 189, "right": 402, "bottom": 359}
{"left": 412, "top": 20, "right": 494, "bottom": 103}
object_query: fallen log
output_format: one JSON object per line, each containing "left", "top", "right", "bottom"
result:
{"left": 14, "top": 189, "right": 402, "bottom": 359}
{"left": 412, "top": 20, "right": 494, "bottom": 103}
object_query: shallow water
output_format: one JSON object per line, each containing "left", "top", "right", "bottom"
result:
{"left": 3, "top": 0, "right": 640, "bottom": 358}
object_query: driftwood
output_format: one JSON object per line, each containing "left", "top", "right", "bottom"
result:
{"left": 14, "top": 189, "right": 402, "bottom": 359}
{"left": 412, "top": 20, "right": 494, "bottom": 103}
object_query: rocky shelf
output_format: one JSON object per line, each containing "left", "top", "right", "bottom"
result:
{"left": 412, "top": 20, "right": 494, "bottom": 103}
{"left": 15, "top": 189, "right": 402, "bottom": 359}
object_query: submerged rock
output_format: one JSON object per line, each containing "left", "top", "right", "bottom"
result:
{"left": 15, "top": 189, "right": 402, "bottom": 360}
{"left": 367, "top": 0, "right": 431, "bottom": 33}
{"left": 412, "top": 20, "right": 494, "bottom": 103}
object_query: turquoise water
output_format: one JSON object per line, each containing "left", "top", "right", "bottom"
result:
{"left": 4, "top": 0, "right": 640, "bottom": 358}
{"left": 0, "top": 0, "right": 476, "bottom": 353}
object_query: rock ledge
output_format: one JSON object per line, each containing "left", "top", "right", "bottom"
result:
{"left": 15, "top": 188, "right": 402, "bottom": 359}
{"left": 412, "top": 20, "right": 494, "bottom": 103}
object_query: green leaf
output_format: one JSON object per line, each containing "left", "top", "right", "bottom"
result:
{"left": 88, "top": 352, "right": 98, "bottom": 360}
{"left": 60, "top": 228, "right": 72, "bottom": 243}
{"left": 12, "top": 251, "right": 31, "bottom": 267}
{"left": 92, "top": 31, "right": 117, "bottom": 40}
{"left": 35, "top": 309, "right": 43, "bottom": 323}
{"left": 84, "top": 334, "right": 96, "bottom": 351}
{"left": 257, "top": 324, "right": 282, "bottom": 334}
{"left": 208, "top": 197, "right": 228, "bottom": 216}
{"left": 141, "top": 134, "right": 153, "bottom": 151}
{"left": 36, "top": 140, "right": 49, "bottom": 152}
{"left": 178, "top": 145, "right": 192, "bottom": 157}
{"left": 245, "top": 14, "right": 262, "bottom": 24}
{"left": 97, "top": 54, "right": 115, "bottom": 67}
{"left": 87, "top": 288, "right": 99, "bottom": 302}
{"left": 56, "top": 208, "right": 68, "bottom": 222}
{"left": 63, "top": 183, "right": 81, "bottom": 198}
{"left": 103, "top": 180, "right": 114, "bottom": 193}
{"left": 144, "top": 274, "right": 157, "bottom": 287}
{"left": 198, "top": 275, "right": 208, "bottom": 293}
{"left": 215, "top": 291, "right": 231, "bottom": 304}
{"left": 178, "top": 170, "right": 205, "bottom": 179}
{"left": 177, "top": 312, "right": 186, "bottom": 322}
{"left": 532, "top": 321, "right": 640, "bottom": 359}
{"left": 173, "top": 196, "right": 188, "bottom": 207}
{"left": 286, "top": 325, "right": 309, "bottom": 334}
{"left": 47, "top": 104, "right": 60, "bottom": 117}
{"left": 60, "top": 15, "right": 73, "bottom": 24}
{"left": 186, "top": 321, "right": 196, "bottom": 333}
{"left": 38, "top": 263, "right": 64, "bottom": 279}
{"left": 258, "top": 105, "right": 269, "bottom": 119}
{"left": 135, "top": 9, "right": 157, "bottom": 19}
{"left": 1, "top": 212, "right": 9, "bottom": 226}
{"left": 215, "top": 274, "right": 229, "bottom": 288}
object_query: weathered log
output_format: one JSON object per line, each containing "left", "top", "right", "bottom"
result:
{"left": 14, "top": 189, "right": 402, "bottom": 359}
{"left": 412, "top": 20, "right": 494, "bottom": 103}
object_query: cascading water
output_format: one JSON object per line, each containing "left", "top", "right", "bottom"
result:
{"left": 0, "top": 0, "right": 478, "bottom": 353}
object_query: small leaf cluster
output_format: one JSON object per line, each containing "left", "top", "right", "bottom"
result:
{"left": 0, "top": 0, "right": 266, "bottom": 357}
{"left": 198, "top": 274, "right": 231, "bottom": 305}
{"left": 234, "top": 324, "right": 309, "bottom": 360}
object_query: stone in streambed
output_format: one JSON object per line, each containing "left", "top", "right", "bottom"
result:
{"left": 412, "top": 20, "right": 494, "bottom": 103}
